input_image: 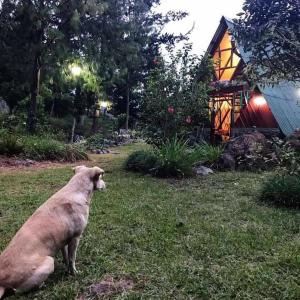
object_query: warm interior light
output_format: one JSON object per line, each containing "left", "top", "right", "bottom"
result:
{"left": 70, "top": 65, "right": 82, "bottom": 76}
{"left": 253, "top": 96, "right": 267, "bottom": 106}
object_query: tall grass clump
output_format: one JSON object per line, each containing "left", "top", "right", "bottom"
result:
{"left": 0, "top": 134, "right": 24, "bottom": 156}
{"left": 23, "top": 136, "right": 87, "bottom": 161}
{"left": 125, "top": 137, "right": 222, "bottom": 178}
{"left": 260, "top": 174, "right": 300, "bottom": 208}
{"left": 191, "top": 142, "right": 223, "bottom": 166}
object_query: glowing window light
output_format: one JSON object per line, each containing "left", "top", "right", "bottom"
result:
{"left": 254, "top": 96, "right": 267, "bottom": 106}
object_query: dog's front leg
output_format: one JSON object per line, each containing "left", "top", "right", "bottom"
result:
{"left": 68, "top": 237, "right": 80, "bottom": 275}
{"left": 61, "top": 245, "right": 68, "bottom": 267}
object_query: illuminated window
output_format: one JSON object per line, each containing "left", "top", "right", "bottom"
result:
{"left": 213, "top": 30, "right": 241, "bottom": 81}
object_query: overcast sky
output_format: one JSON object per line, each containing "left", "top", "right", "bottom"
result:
{"left": 156, "top": 0, "right": 244, "bottom": 55}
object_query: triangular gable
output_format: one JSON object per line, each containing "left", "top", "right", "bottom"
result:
{"left": 207, "top": 16, "right": 300, "bottom": 136}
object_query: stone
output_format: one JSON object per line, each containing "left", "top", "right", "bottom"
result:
{"left": 225, "top": 132, "right": 267, "bottom": 157}
{"left": 195, "top": 166, "right": 214, "bottom": 176}
{"left": 218, "top": 153, "right": 236, "bottom": 170}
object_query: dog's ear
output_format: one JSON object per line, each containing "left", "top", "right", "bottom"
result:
{"left": 73, "top": 165, "right": 86, "bottom": 174}
{"left": 90, "top": 166, "right": 105, "bottom": 181}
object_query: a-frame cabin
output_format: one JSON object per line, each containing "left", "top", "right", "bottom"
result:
{"left": 207, "top": 17, "right": 300, "bottom": 142}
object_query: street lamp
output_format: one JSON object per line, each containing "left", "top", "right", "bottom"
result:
{"left": 70, "top": 65, "right": 82, "bottom": 77}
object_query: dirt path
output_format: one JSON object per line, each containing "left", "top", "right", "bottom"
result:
{"left": 0, "top": 156, "right": 89, "bottom": 173}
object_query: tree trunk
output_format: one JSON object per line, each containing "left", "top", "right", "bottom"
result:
{"left": 27, "top": 54, "right": 41, "bottom": 134}
{"left": 70, "top": 117, "right": 76, "bottom": 143}
{"left": 91, "top": 108, "right": 98, "bottom": 133}
{"left": 50, "top": 99, "right": 55, "bottom": 117}
{"left": 125, "top": 82, "right": 130, "bottom": 131}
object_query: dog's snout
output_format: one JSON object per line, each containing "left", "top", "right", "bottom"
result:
{"left": 97, "top": 179, "right": 106, "bottom": 190}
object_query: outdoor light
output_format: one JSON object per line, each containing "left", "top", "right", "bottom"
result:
{"left": 70, "top": 65, "right": 82, "bottom": 76}
{"left": 253, "top": 96, "right": 267, "bottom": 106}
{"left": 100, "top": 101, "right": 108, "bottom": 108}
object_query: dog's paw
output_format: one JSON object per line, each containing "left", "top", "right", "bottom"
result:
{"left": 69, "top": 266, "right": 78, "bottom": 276}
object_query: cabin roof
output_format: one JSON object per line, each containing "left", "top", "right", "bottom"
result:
{"left": 208, "top": 16, "right": 300, "bottom": 135}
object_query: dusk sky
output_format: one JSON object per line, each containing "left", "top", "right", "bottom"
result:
{"left": 156, "top": 0, "right": 244, "bottom": 54}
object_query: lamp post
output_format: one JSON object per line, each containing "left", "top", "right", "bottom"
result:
{"left": 69, "top": 64, "right": 82, "bottom": 143}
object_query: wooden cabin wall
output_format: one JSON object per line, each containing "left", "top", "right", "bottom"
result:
{"left": 235, "top": 95, "right": 278, "bottom": 128}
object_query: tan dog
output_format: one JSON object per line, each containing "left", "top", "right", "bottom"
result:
{"left": 0, "top": 166, "right": 105, "bottom": 298}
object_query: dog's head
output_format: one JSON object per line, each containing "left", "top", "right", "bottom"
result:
{"left": 73, "top": 166, "right": 106, "bottom": 190}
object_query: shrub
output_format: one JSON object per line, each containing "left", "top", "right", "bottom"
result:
{"left": 125, "top": 138, "right": 221, "bottom": 178}
{"left": 260, "top": 175, "right": 300, "bottom": 208}
{"left": 23, "top": 136, "right": 88, "bottom": 162}
{"left": 153, "top": 137, "right": 198, "bottom": 178}
{"left": 191, "top": 143, "right": 223, "bottom": 166}
{"left": 0, "top": 134, "right": 24, "bottom": 156}
{"left": 124, "top": 150, "right": 157, "bottom": 173}
{"left": 86, "top": 134, "right": 105, "bottom": 150}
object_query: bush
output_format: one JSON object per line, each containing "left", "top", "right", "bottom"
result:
{"left": 191, "top": 143, "right": 223, "bottom": 166}
{"left": 124, "top": 150, "right": 157, "bottom": 173}
{"left": 260, "top": 175, "right": 300, "bottom": 208}
{"left": 0, "top": 134, "right": 24, "bottom": 156}
{"left": 153, "top": 137, "right": 196, "bottom": 178}
{"left": 23, "top": 137, "right": 88, "bottom": 162}
{"left": 86, "top": 133, "right": 105, "bottom": 150}
{"left": 125, "top": 138, "right": 221, "bottom": 178}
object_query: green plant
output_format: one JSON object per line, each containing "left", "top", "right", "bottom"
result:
{"left": 260, "top": 175, "right": 300, "bottom": 208}
{"left": 0, "top": 134, "right": 24, "bottom": 156}
{"left": 141, "top": 45, "right": 213, "bottom": 146}
{"left": 191, "top": 143, "right": 223, "bottom": 166}
{"left": 153, "top": 137, "right": 196, "bottom": 178}
{"left": 86, "top": 134, "right": 105, "bottom": 150}
{"left": 23, "top": 136, "right": 88, "bottom": 162}
{"left": 124, "top": 150, "right": 157, "bottom": 173}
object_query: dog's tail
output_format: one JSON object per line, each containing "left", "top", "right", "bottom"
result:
{"left": 0, "top": 286, "right": 5, "bottom": 299}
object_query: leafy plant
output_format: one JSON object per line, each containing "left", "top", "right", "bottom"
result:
{"left": 141, "top": 44, "right": 213, "bottom": 146}
{"left": 86, "top": 134, "right": 106, "bottom": 150}
{"left": 0, "top": 134, "right": 24, "bottom": 156}
{"left": 260, "top": 175, "right": 300, "bottom": 208}
{"left": 124, "top": 150, "right": 157, "bottom": 173}
{"left": 191, "top": 143, "right": 223, "bottom": 166}
{"left": 153, "top": 137, "right": 197, "bottom": 178}
{"left": 23, "top": 136, "right": 87, "bottom": 162}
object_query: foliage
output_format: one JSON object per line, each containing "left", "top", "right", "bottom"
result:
{"left": 234, "top": 0, "right": 300, "bottom": 83}
{"left": 23, "top": 136, "right": 87, "bottom": 162}
{"left": 260, "top": 174, "right": 300, "bottom": 208}
{"left": 86, "top": 134, "right": 106, "bottom": 150}
{"left": 0, "top": 134, "right": 24, "bottom": 156}
{"left": 0, "top": 0, "right": 107, "bottom": 132}
{"left": 141, "top": 44, "right": 214, "bottom": 145}
{"left": 0, "top": 133, "right": 87, "bottom": 161}
{"left": 153, "top": 137, "right": 196, "bottom": 178}
{"left": 124, "top": 138, "right": 221, "bottom": 178}
{"left": 191, "top": 143, "right": 223, "bottom": 166}
{"left": 124, "top": 150, "right": 157, "bottom": 173}
{"left": 95, "top": 0, "right": 188, "bottom": 129}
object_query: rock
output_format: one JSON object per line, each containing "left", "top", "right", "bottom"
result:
{"left": 195, "top": 166, "right": 214, "bottom": 176}
{"left": 218, "top": 153, "right": 236, "bottom": 170}
{"left": 219, "top": 132, "right": 270, "bottom": 170}
{"left": 286, "top": 130, "right": 300, "bottom": 151}
{"left": 225, "top": 132, "right": 267, "bottom": 157}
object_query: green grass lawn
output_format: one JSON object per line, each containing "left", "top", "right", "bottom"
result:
{"left": 0, "top": 144, "right": 299, "bottom": 299}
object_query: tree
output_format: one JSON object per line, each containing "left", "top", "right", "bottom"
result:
{"left": 234, "top": 0, "right": 300, "bottom": 83}
{"left": 64, "top": 61, "right": 102, "bottom": 142}
{"left": 93, "top": 0, "right": 188, "bottom": 130}
{"left": 141, "top": 44, "right": 214, "bottom": 145}
{"left": 0, "top": 0, "right": 105, "bottom": 133}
